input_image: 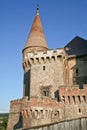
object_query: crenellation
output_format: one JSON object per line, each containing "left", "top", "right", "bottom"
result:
{"left": 8, "top": 88, "right": 87, "bottom": 129}
{"left": 23, "top": 48, "right": 65, "bottom": 65}
{"left": 59, "top": 86, "right": 87, "bottom": 106}
{"left": 21, "top": 107, "right": 61, "bottom": 121}
{"left": 23, "top": 52, "right": 65, "bottom": 72}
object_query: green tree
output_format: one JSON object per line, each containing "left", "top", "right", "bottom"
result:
{"left": 0, "top": 118, "right": 8, "bottom": 130}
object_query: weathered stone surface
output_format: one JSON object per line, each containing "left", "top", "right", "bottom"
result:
{"left": 7, "top": 7, "right": 87, "bottom": 130}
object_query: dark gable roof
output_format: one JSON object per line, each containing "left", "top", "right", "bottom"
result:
{"left": 64, "top": 36, "right": 87, "bottom": 56}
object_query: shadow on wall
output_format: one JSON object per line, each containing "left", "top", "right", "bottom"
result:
{"left": 73, "top": 56, "right": 87, "bottom": 89}
{"left": 54, "top": 90, "right": 61, "bottom": 102}
{"left": 14, "top": 113, "right": 23, "bottom": 129}
{"left": 24, "top": 70, "right": 30, "bottom": 97}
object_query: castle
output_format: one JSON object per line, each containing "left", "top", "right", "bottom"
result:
{"left": 7, "top": 7, "right": 87, "bottom": 130}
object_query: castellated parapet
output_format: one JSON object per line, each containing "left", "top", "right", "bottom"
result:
{"left": 23, "top": 48, "right": 66, "bottom": 71}
{"left": 7, "top": 85, "right": 87, "bottom": 129}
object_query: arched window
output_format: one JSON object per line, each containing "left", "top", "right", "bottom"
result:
{"left": 51, "top": 56, "right": 55, "bottom": 61}
{"left": 36, "top": 58, "right": 39, "bottom": 63}
{"left": 43, "top": 88, "right": 49, "bottom": 97}
{"left": 83, "top": 95, "right": 86, "bottom": 103}
{"left": 46, "top": 57, "right": 50, "bottom": 62}
{"left": 77, "top": 95, "right": 81, "bottom": 103}
{"left": 68, "top": 96, "right": 70, "bottom": 104}
{"left": 41, "top": 57, "right": 44, "bottom": 62}
{"left": 72, "top": 96, "right": 76, "bottom": 103}
{"left": 62, "top": 96, "right": 65, "bottom": 103}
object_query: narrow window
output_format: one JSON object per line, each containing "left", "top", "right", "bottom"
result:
{"left": 79, "top": 108, "right": 81, "bottom": 113}
{"left": 83, "top": 95, "right": 86, "bottom": 103}
{"left": 72, "top": 96, "right": 76, "bottom": 103}
{"left": 68, "top": 96, "right": 70, "bottom": 104}
{"left": 46, "top": 57, "right": 50, "bottom": 62}
{"left": 76, "top": 68, "right": 79, "bottom": 76}
{"left": 52, "top": 56, "right": 55, "bottom": 61}
{"left": 43, "top": 91, "right": 46, "bottom": 96}
{"left": 43, "top": 66, "right": 45, "bottom": 70}
{"left": 54, "top": 111, "right": 59, "bottom": 118}
{"left": 35, "top": 110, "right": 38, "bottom": 117}
{"left": 36, "top": 58, "right": 39, "bottom": 63}
{"left": 41, "top": 57, "right": 44, "bottom": 62}
{"left": 77, "top": 96, "right": 81, "bottom": 103}
{"left": 62, "top": 96, "right": 65, "bottom": 103}
{"left": 43, "top": 88, "right": 49, "bottom": 97}
{"left": 30, "top": 109, "right": 32, "bottom": 116}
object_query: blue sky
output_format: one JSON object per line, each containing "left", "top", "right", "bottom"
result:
{"left": 0, "top": 0, "right": 87, "bottom": 113}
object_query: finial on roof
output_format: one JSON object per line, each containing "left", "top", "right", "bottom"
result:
{"left": 36, "top": 4, "right": 39, "bottom": 15}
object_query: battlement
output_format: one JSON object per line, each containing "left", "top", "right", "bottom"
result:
{"left": 23, "top": 48, "right": 66, "bottom": 70}
{"left": 11, "top": 85, "right": 87, "bottom": 107}
{"left": 8, "top": 86, "right": 87, "bottom": 129}
{"left": 24, "top": 48, "right": 65, "bottom": 58}
{"left": 59, "top": 85, "right": 87, "bottom": 105}
{"left": 11, "top": 96, "right": 61, "bottom": 108}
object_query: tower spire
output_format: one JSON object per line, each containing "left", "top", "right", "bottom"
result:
{"left": 22, "top": 7, "right": 48, "bottom": 53}
{"left": 36, "top": 4, "right": 39, "bottom": 15}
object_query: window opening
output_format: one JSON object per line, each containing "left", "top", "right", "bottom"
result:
{"left": 83, "top": 95, "right": 86, "bottom": 103}
{"left": 35, "top": 110, "right": 38, "bottom": 117}
{"left": 77, "top": 96, "right": 81, "bottom": 103}
{"left": 36, "top": 58, "right": 39, "bottom": 63}
{"left": 68, "top": 96, "right": 70, "bottom": 104}
{"left": 79, "top": 108, "right": 81, "bottom": 113}
{"left": 76, "top": 68, "right": 79, "bottom": 76}
{"left": 43, "top": 88, "right": 49, "bottom": 96}
{"left": 43, "top": 66, "right": 45, "bottom": 70}
{"left": 46, "top": 57, "right": 50, "bottom": 62}
{"left": 52, "top": 56, "right": 55, "bottom": 61}
{"left": 62, "top": 96, "right": 65, "bottom": 103}
{"left": 40, "top": 110, "right": 43, "bottom": 118}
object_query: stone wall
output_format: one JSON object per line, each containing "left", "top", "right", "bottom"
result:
{"left": 22, "top": 117, "right": 87, "bottom": 130}
{"left": 67, "top": 55, "right": 87, "bottom": 87}
{"left": 7, "top": 99, "right": 23, "bottom": 130}
{"left": 23, "top": 49, "right": 66, "bottom": 98}
{"left": 7, "top": 85, "right": 87, "bottom": 130}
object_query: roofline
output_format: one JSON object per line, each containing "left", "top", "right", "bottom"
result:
{"left": 22, "top": 46, "right": 48, "bottom": 53}
{"left": 67, "top": 54, "right": 87, "bottom": 59}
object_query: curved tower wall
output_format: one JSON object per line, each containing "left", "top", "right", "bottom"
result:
{"left": 23, "top": 49, "right": 66, "bottom": 98}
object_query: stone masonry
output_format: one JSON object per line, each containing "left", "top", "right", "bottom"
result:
{"left": 7, "top": 7, "right": 87, "bottom": 130}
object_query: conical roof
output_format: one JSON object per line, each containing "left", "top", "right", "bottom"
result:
{"left": 23, "top": 7, "right": 48, "bottom": 53}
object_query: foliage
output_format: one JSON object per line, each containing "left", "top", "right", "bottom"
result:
{"left": 0, "top": 113, "right": 9, "bottom": 118}
{"left": 0, "top": 113, "right": 9, "bottom": 130}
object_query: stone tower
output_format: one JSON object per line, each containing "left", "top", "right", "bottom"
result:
{"left": 22, "top": 7, "right": 66, "bottom": 99}
{"left": 7, "top": 7, "right": 87, "bottom": 130}
{"left": 22, "top": 7, "right": 48, "bottom": 98}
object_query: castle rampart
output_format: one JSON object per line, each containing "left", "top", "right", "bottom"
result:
{"left": 7, "top": 85, "right": 87, "bottom": 129}
{"left": 22, "top": 117, "right": 87, "bottom": 130}
{"left": 23, "top": 48, "right": 66, "bottom": 71}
